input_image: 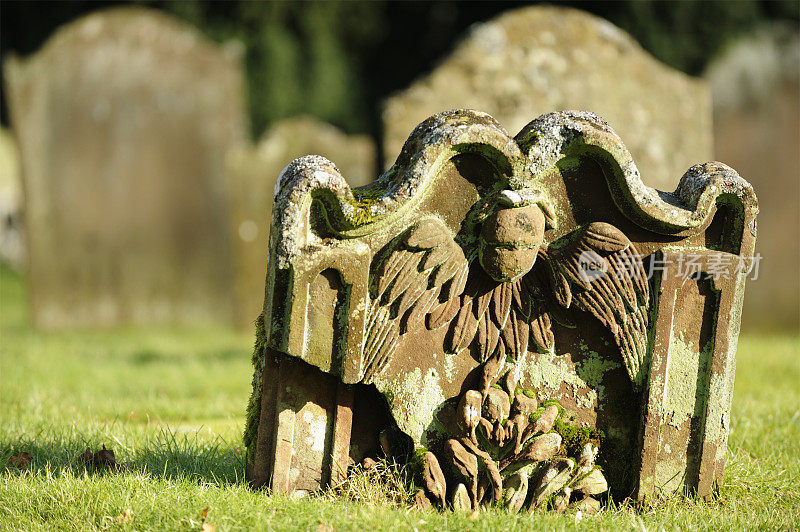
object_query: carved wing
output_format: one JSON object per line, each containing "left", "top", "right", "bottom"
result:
{"left": 545, "top": 222, "right": 651, "bottom": 388}
{"left": 441, "top": 271, "right": 553, "bottom": 364}
{"left": 362, "top": 218, "right": 468, "bottom": 382}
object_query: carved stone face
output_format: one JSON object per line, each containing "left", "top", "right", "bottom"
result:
{"left": 478, "top": 190, "right": 547, "bottom": 283}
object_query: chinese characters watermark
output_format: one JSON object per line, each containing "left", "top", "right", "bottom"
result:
{"left": 577, "top": 251, "right": 762, "bottom": 283}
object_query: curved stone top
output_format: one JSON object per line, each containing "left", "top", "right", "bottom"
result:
{"left": 6, "top": 7, "right": 245, "bottom": 114}
{"left": 271, "top": 109, "right": 757, "bottom": 269}
{"left": 515, "top": 111, "right": 758, "bottom": 234}
{"left": 15, "top": 7, "right": 241, "bottom": 64}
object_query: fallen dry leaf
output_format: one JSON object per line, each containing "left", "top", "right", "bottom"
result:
{"left": 200, "top": 506, "right": 210, "bottom": 522}
{"left": 9, "top": 451, "right": 31, "bottom": 469}
{"left": 78, "top": 447, "right": 94, "bottom": 467}
{"left": 94, "top": 445, "right": 117, "bottom": 470}
{"left": 77, "top": 445, "right": 121, "bottom": 472}
{"left": 115, "top": 509, "right": 132, "bottom": 524}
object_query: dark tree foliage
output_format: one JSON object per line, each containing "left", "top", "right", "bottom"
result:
{"left": 1, "top": 0, "right": 798, "bottom": 140}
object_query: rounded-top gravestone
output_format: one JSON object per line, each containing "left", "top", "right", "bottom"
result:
{"left": 383, "top": 6, "right": 712, "bottom": 192}
{"left": 4, "top": 7, "right": 247, "bottom": 328}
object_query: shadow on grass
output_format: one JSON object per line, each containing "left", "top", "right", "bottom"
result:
{"left": 0, "top": 429, "right": 246, "bottom": 486}
{"left": 129, "top": 348, "right": 245, "bottom": 365}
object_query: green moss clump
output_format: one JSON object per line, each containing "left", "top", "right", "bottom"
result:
{"left": 528, "top": 399, "right": 563, "bottom": 423}
{"left": 243, "top": 313, "right": 268, "bottom": 464}
{"left": 522, "top": 397, "right": 604, "bottom": 459}
{"left": 408, "top": 447, "right": 429, "bottom": 486}
{"left": 553, "top": 419, "right": 604, "bottom": 460}
{"left": 522, "top": 389, "right": 536, "bottom": 399}
{"left": 345, "top": 197, "right": 380, "bottom": 226}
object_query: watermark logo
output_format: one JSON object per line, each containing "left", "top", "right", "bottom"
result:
{"left": 576, "top": 251, "right": 762, "bottom": 283}
{"left": 578, "top": 250, "right": 608, "bottom": 282}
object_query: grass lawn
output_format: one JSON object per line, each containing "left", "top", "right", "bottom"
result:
{"left": 1, "top": 264, "right": 798, "bottom": 530}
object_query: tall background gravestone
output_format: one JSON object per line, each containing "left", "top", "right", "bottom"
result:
{"left": 4, "top": 8, "right": 247, "bottom": 328}
{"left": 226, "top": 116, "right": 376, "bottom": 328}
{"left": 382, "top": 6, "right": 712, "bottom": 192}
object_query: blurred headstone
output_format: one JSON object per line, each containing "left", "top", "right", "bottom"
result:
{"left": 0, "top": 128, "right": 25, "bottom": 270}
{"left": 226, "top": 116, "right": 376, "bottom": 328}
{"left": 706, "top": 23, "right": 800, "bottom": 331}
{"left": 3, "top": 8, "right": 247, "bottom": 328}
{"left": 382, "top": 6, "right": 712, "bottom": 191}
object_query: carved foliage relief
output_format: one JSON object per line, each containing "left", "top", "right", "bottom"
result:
{"left": 359, "top": 185, "right": 649, "bottom": 510}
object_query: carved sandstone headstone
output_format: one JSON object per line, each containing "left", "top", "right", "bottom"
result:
{"left": 226, "top": 116, "right": 376, "bottom": 327}
{"left": 245, "top": 110, "right": 757, "bottom": 508}
{"left": 383, "top": 6, "right": 712, "bottom": 191}
{"left": 3, "top": 8, "right": 246, "bottom": 328}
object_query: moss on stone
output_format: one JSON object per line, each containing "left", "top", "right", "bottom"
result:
{"left": 662, "top": 332, "right": 713, "bottom": 429}
{"left": 528, "top": 398, "right": 563, "bottom": 423}
{"left": 343, "top": 195, "right": 381, "bottom": 226}
{"left": 243, "top": 312, "right": 267, "bottom": 464}
{"left": 408, "top": 447, "right": 429, "bottom": 487}
{"left": 553, "top": 418, "right": 605, "bottom": 459}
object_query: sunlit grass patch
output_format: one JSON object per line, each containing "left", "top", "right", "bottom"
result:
{"left": 1, "top": 265, "right": 798, "bottom": 530}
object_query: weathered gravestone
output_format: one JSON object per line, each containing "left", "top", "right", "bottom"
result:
{"left": 244, "top": 110, "right": 757, "bottom": 510}
{"left": 226, "top": 116, "right": 376, "bottom": 328}
{"left": 3, "top": 8, "right": 246, "bottom": 328}
{"left": 383, "top": 6, "right": 712, "bottom": 192}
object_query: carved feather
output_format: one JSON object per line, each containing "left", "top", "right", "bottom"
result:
{"left": 362, "top": 301, "right": 398, "bottom": 383}
{"left": 491, "top": 281, "right": 512, "bottom": 330}
{"left": 547, "top": 222, "right": 651, "bottom": 388}
{"left": 402, "top": 287, "right": 439, "bottom": 334}
{"left": 581, "top": 222, "right": 629, "bottom": 253}
{"left": 439, "top": 265, "right": 469, "bottom": 300}
{"left": 377, "top": 249, "right": 414, "bottom": 297}
{"left": 529, "top": 308, "right": 555, "bottom": 353}
{"left": 477, "top": 315, "right": 501, "bottom": 362}
{"left": 535, "top": 250, "right": 572, "bottom": 308}
{"left": 396, "top": 278, "right": 428, "bottom": 316}
{"left": 363, "top": 218, "right": 468, "bottom": 379}
{"left": 447, "top": 295, "right": 480, "bottom": 353}
{"left": 474, "top": 275, "right": 494, "bottom": 322}
{"left": 427, "top": 295, "right": 461, "bottom": 330}
{"left": 500, "top": 308, "right": 529, "bottom": 360}
{"left": 511, "top": 279, "right": 532, "bottom": 319}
